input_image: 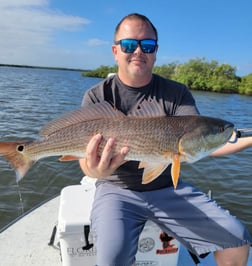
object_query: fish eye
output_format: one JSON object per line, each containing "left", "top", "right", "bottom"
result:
{"left": 17, "top": 145, "right": 24, "bottom": 152}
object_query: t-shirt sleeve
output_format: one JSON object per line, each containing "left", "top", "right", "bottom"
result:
{"left": 174, "top": 88, "right": 200, "bottom": 116}
{"left": 81, "top": 81, "right": 105, "bottom": 107}
{"left": 81, "top": 90, "right": 96, "bottom": 107}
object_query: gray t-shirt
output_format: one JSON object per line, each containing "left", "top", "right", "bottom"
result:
{"left": 82, "top": 74, "right": 199, "bottom": 191}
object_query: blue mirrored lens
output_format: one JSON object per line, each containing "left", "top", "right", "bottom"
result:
{"left": 121, "top": 39, "right": 138, "bottom": 53}
{"left": 117, "top": 39, "right": 157, "bottom": 53}
{"left": 140, "top": 39, "right": 157, "bottom": 53}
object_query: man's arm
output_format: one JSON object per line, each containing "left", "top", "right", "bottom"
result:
{"left": 210, "top": 132, "right": 252, "bottom": 156}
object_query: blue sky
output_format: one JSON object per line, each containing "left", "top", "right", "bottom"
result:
{"left": 0, "top": 0, "right": 251, "bottom": 76}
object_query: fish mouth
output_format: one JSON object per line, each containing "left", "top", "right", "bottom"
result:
{"left": 223, "top": 121, "right": 235, "bottom": 138}
{"left": 225, "top": 121, "right": 234, "bottom": 130}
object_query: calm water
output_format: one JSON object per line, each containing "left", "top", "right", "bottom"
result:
{"left": 0, "top": 67, "right": 251, "bottom": 235}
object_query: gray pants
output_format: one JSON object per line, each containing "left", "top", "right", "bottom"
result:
{"left": 91, "top": 181, "right": 251, "bottom": 266}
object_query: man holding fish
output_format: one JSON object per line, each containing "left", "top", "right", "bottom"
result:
{"left": 0, "top": 12, "right": 251, "bottom": 266}
{"left": 79, "top": 13, "right": 252, "bottom": 266}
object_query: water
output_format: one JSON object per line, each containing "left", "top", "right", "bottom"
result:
{"left": 0, "top": 67, "right": 251, "bottom": 235}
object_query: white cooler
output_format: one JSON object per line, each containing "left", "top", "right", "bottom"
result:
{"left": 57, "top": 181, "right": 96, "bottom": 266}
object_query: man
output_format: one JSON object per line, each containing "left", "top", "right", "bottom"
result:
{"left": 79, "top": 13, "right": 251, "bottom": 266}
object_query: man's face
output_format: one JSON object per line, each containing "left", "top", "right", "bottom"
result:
{"left": 112, "top": 18, "right": 158, "bottom": 83}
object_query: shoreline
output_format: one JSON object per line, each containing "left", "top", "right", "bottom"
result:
{"left": 0, "top": 63, "right": 89, "bottom": 72}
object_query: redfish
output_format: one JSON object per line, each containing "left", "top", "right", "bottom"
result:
{"left": 0, "top": 100, "right": 234, "bottom": 188}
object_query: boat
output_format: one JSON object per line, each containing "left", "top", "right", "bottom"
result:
{"left": 0, "top": 176, "right": 251, "bottom": 266}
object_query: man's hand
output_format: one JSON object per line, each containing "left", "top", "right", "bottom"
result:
{"left": 79, "top": 133, "right": 129, "bottom": 178}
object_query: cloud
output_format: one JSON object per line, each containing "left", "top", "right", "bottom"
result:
{"left": 86, "top": 38, "right": 109, "bottom": 46}
{"left": 0, "top": 0, "right": 90, "bottom": 66}
{"left": 0, "top": 0, "right": 47, "bottom": 8}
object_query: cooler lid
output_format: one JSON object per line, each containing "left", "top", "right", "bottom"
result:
{"left": 57, "top": 184, "right": 95, "bottom": 234}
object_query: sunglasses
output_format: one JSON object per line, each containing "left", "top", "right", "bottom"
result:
{"left": 114, "top": 39, "right": 157, "bottom": 54}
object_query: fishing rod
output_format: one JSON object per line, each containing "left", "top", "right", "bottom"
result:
{"left": 236, "top": 128, "right": 252, "bottom": 138}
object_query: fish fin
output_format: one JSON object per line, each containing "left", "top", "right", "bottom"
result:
{"left": 141, "top": 162, "right": 169, "bottom": 184}
{"left": 138, "top": 161, "right": 147, "bottom": 169}
{"left": 171, "top": 154, "right": 181, "bottom": 189}
{"left": 40, "top": 101, "right": 126, "bottom": 136}
{"left": 128, "top": 99, "right": 166, "bottom": 118}
{"left": 0, "top": 141, "right": 34, "bottom": 182}
{"left": 59, "top": 155, "right": 82, "bottom": 161}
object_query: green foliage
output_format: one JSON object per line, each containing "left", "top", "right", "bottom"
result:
{"left": 153, "top": 63, "right": 177, "bottom": 78}
{"left": 208, "top": 64, "right": 239, "bottom": 93}
{"left": 82, "top": 65, "right": 118, "bottom": 78}
{"left": 238, "top": 73, "right": 252, "bottom": 95}
{"left": 173, "top": 58, "right": 239, "bottom": 93}
{"left": 174, "top": 58, "right": 214, "bottom": 90}
{"left": 82, "top": 58, "right": 251, "bottom": 95}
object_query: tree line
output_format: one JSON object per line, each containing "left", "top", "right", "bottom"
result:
{"left": 82, "top": 58, "right": 252, "bottom": 96}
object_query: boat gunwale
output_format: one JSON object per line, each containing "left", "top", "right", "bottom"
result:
{"left": 0, "top": 193, "right": 59, "bottom": 233}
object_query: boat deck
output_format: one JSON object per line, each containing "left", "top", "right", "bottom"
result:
{"left": 0, "top": 193, "right": 251, "bottom": 266}
{"left": 0, "top": 196, "right": 61, "bottom": 266}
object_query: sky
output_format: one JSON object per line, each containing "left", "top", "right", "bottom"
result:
{"left": 0, "top": 0, "right": 252, "bottom": 76}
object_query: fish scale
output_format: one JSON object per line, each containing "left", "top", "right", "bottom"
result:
{"left": 27, "top": 117, "right": 177, "bottom": 161}
{"left": 0, "top": 101, "right": 234, "bottom": 188}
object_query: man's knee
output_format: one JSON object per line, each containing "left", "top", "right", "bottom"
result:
{"left": 214, "top": 244, "right": 249, "bottom": 266}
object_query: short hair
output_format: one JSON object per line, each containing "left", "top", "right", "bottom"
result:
{"left": 114, "top": 13, "right": 158, "bottom": 42}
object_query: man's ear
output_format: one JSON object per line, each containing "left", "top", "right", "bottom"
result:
{"left": 112, "top": 45, "right": 119, "bottom": 62}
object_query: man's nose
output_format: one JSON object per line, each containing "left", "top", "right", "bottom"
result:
{"left": 134, "top": 44, "right": 142, "bottom": 53}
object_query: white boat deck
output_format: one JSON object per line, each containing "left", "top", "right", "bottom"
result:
{"left": 0, "top": 196, "right": 61, "bottom": 266}
{"left": 0, "top": 189, "right": 251, "bottom": 266}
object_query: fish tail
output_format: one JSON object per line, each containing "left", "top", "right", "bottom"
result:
{"left": 0, "top": 141, "right": 33, "bottom": 182}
